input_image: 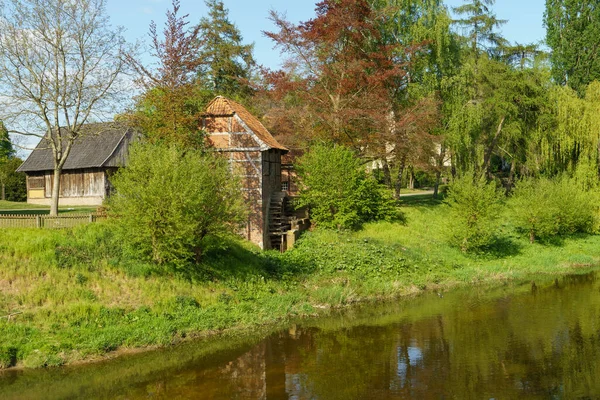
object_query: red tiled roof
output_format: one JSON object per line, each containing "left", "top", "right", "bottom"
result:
{"left": 205, "top": 96, "right": 288, "bottom": 152}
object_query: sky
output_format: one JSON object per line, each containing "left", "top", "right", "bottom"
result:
{"left": 106, "top": 0, "right": 549, "bottom": 70}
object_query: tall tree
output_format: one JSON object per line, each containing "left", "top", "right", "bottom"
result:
{"left": 126, "top": 0, "right": 204, "bottom": 147}
{"left": 0, "top": 122, "right": 14, "bottom": 159}
{"left": 196, "top": 0, "right": 256, "bottom": 100}
{"left": 373, "top": 0, "right": 460, "bottom": 197}
{"left": 452, "top": 0, "right": 507, "bottom": 59}
{"left": 0, "top": 0, "right": 126, "bottom": 215}
{"left": 544, "top": 0, "right": 600, "bottom": 95}
{"left": 264, "top": 0, "right": 412, "bottom": 152}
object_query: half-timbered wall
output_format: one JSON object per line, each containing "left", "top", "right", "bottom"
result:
{"left": 203, "top": 113, "right": 285, "bottom": 249}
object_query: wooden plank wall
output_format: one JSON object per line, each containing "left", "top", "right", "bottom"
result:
{"left": 41, "top": 169, "right": 106, "bottom": 198}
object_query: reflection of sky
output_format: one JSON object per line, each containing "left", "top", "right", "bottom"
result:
{"left": 395, "top": 340, "right": 424, "bottom": 388}
{"left": 285, "top": 373, "right": 309, "bottom": 400}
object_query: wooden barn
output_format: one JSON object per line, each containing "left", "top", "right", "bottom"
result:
{"left": 16, "top": 122, "right": 138, "bottom": 206}
{"left": 203, "top": 96, "right": 290, "bottom": 250}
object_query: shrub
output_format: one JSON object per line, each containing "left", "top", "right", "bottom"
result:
{"left": 445, "top": 172, "right": 503, "bottom": 252}
{"left": 108, "top": 142, "right": 245, "bottom": 269}
{"left": 509, "top": 178, "right": 559, "bottom": 243}
{"left": 295, "top": 144, "right": 398, "bottom": 229}
{"left": 510, "top": 176, "right": 599, "bottom": 242}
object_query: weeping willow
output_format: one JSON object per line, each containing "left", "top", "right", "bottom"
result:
{"left": 532, "top": 81, "right": 600, "bottom": 182}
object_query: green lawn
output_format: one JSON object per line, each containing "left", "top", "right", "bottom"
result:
{"left": 0, "top": 200, "right": 96, "bottom": 215}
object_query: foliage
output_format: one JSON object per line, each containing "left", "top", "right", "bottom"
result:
{"left": 125, "top": 0, "right": 206, "bottom": 147}
{"left": 108, "top": 142, "right": 245, "bottom": 268}
{"left": 196, "top": 0, "right": 256, "bottom": 100}
{"left": 544, "top": 0, "right": 600, "bottom": 94}
{"left": 445, "top": 172, "right": 503, "bottom": 252}
{"left": 510, "top": 176, "right": 599, "bottom": 243}
{"left": 295, "top": 144, "right": 398, "bottom": 230}
{"left": 0, "top": 0, "right": 126, "bottom": 215}
{"left": 452, "top": 0, "right": 507, "bottom": 57}
{"left": 0, "top": 122, "right": 13, "bottom": 159}
{"left": 0, "top": 157, "right": 25, "bottom": 202}
{"left": 263, "top": 0, "right": 411, "bottom": 150}
{"left": 509, "top": 178, "right": 560, "bottom": 243}
{"left": 533, "top": 82, "right": 600, "bottom": 176}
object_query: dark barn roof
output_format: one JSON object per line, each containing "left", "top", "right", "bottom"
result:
{"left": 17, "top": 122, "right": 137, "bottom": 173}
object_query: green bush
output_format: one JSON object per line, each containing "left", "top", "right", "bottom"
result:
{"left": 108, "top": 142, "right": 245, "bottom": 269}
{"left": 509, "top": 178, "right": 559, "bottom": 243}
{"left": 510, "top": 176, "right": 599, "bottom": 242}
{"left": 296, "top": 143, "right": 398, "bottom": 229}
{"left": 445, "top": 172, "right": 503, "bottom": 252}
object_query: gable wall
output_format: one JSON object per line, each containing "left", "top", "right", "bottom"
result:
{"left": 203, "top": 114, "right": 268, "bottom": 248}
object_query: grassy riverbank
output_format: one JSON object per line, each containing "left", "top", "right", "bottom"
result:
{"left": 1, "top": 195, "right": 600, "bottom": 369}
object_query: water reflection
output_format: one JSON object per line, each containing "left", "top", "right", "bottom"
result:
{"left": 2, "top": 272, "right": 600, "bottom": 399}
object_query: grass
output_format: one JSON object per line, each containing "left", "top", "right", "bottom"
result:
{"left": 0, "top": 195, "right": 599, "bottom": 370}
{"left": 0, "top": 200, "right": 96, "bottom": 215}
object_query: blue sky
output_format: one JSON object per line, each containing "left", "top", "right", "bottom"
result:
{"left": 106, "top": 0, "right": 549, "bottom": 70}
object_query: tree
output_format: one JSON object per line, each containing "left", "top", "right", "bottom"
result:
{"left": 452, "top": 0, "right": 507, "bottom": 60}
{"left": 263, "top": 0, "right": 409, "bottom": 150}
{"left": 109, "top": 142, "right": 245, "bottom": 268}
{"left": 545, "top": 0, "right": 600, "bottom": 94}
{"left": 295, "top": 143, "right": 397, "bottom": 230}
{"left": 0, "top": 0, "right": 126, "bottom": 215}
{"left": 0, "top": 157, "right": 26, "bottom": 202}
{"left": 373, "top": 0, "right": 459, "bottom": 197}
{"left": 0, "top": 122, "right": 14, "bottom": 159}
{"left": 196, "top": 0, "right": 256, "bottom": 100}
{"left": 125, "top": 0, "right": 205, "bottom": 147}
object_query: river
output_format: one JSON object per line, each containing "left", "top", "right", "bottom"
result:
{"left": 1, "top": 272, "right": 599, "bottom": 399}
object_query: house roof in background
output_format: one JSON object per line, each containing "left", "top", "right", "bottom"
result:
{"left": 16, "top": 122, "right": 134, "bottom": 173}
{"left": 204, "top": 96, "right": 288, "bottom": 152}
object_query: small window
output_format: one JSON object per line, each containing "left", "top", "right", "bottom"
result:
{"left": 29, "top": 176, "right": 45, "bottom": 189}
{"left": 281, "top": 181, "right": 289, "bottom": 192}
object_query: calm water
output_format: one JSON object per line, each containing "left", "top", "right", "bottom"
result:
{"left": 2, "top": 272, "right": 600, "bottom": 399}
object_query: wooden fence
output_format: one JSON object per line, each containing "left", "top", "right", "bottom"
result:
{"left": 0, "top": 213, "right": 106, "bottom": 229}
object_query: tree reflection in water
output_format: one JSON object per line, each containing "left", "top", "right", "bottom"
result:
{"left": 201, "top": 272, "right": 600, "bottom": 399}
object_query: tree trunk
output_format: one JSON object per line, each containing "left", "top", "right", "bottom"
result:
{"left": 529, "top": 229, "right": 535, "bottom": 244}
{"left": 433, "top": 145, "right": 446, "bottom": 199}
{"left": 1, "top": 183, "right": 4, "bottom": 201}
{"left": 382, "top": 160, "right": 392, "bottom": 188}
{"left": 505, "top": 159, "right": 516, "bottom": 196}
{"left": 50, "top": 167, "right": 61, "bottom": 216}
{"left": 394, "top": 155, "right": 407, "bottom": 199}
{"left": 408, "top": 166, "right": 415, "bottom": 190}
{"left": 482, "top": 116, "right": 506, "bottom": 178}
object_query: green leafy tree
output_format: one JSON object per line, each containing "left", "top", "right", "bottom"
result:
{"left": 296, "top": 143, "right": 397, "bottom": 230}
{"left": 532, "top": 81, "right": 600, "bottom": 177}
{"left": 445, "top": 171, "right": 502, "bottom": 252}
{"left": 196, "top": 0, "right": 255, "bottom": 100}
{"left": 0, "top": 157, "right": 25, "bottom": 201}
{"left": 0, "top": 122, "right": 13, "bottom": 159}
{"left": 108, "top": 142, "right": 245, "bottom": 268}
{"left": 452, "top": 0, "right": 507, "bottom": 59}
{"left": 373, "top": 0, "right": 460, "bottom": 198}
{"left": 544, "top": 0, "right": 600, "bottom": 94}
